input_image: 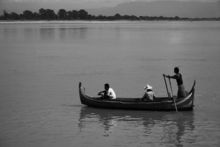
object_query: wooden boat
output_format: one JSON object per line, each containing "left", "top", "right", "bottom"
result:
{"left": 79, "top": 81, "right": 196, "bottom": 111}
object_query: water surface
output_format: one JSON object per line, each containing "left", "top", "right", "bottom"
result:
{"left": 0, "top": 21, "right": 220, "bottom": 147}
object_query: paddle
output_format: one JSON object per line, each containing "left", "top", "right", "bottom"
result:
{"left": 168, "top": 76, "right": 178, "bottom": 112}
{"left": 163, "top": 74, "right": 178, "bottom": 112}
{"left": 163, "top": 74, "right": 170, "bottom": 98}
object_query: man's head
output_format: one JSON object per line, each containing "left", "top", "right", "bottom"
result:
{"left": 104, "top": 83, "right": 110, "bottom": 90}
{"left": 174, "top": 67, "right": 179, "bottom": 74}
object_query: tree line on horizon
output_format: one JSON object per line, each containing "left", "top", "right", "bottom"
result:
{"left": 1, "top": 8, "right": 220, "bottom": 21}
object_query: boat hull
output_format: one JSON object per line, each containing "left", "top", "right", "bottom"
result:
{"left": 79, "top": 81, "right": 195, "bottom": 111}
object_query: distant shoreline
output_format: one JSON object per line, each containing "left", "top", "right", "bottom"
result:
{"left": 0, "top": 20, "right": 219, "bottom": 24}
{"left": 1, "top": 9, "right": 219, "bottom": 22}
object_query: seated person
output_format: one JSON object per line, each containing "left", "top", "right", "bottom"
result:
{"left": 142, "top": 84, "right": 155, "bottom": 101}
{"left": 98, "top": 83, "right": 116, "bottom": 100}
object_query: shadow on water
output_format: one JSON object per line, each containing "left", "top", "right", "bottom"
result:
{"left": 61, "top": 104, "right": 82, "bottom": 108}
{"left": 78, "top": 106, "right": 195, "bottom": 147}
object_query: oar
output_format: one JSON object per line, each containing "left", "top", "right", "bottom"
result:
{"left": 168, "top": 77, "right": 174, "bottom": 97}
{"left": 163, "top": 74, "right": 170, "bottom": 98}
{"left": 168, "top": 77, "right": 178, "bottom": 112}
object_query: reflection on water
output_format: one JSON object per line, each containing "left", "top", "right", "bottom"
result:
{"left": 0, "top": 25, "right": 88, "bottom": 42}
{"left": 23, "top": 27, "right": 34, "bottom": 39}
{"left": 1, "top": 27, "right": 18, "bottom": 41}
{"left": 58, "top": 27, "right": 87, "bottom": 40}
{"left": 39, "top": 26, "right": 88, "bottom": 41}
{"left": 40, "top": 28, "right": 56, "bottom": 41}
{"left": 78, "top": 107, "right": 195, "bottom": 146}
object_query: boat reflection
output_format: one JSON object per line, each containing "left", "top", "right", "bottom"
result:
{"left": 78, "top": 106, "right": 195, "bottom": 146}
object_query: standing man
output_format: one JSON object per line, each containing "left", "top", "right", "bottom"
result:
{"left": 164, "top": 67, "right": 186, "bottom": 98}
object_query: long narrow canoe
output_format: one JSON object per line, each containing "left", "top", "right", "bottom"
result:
{"left": 79, "top": 81, "right": 196, "bottom": 111}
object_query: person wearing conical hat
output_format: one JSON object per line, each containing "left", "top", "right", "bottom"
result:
{"left": 142, "top": 84, "right": 155, "bottom": 101}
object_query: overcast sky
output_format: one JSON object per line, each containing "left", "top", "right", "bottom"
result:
{"left": 1, "top": 0, "right": 220, "bottom": 16}
{"left": 2, "top": 0, "right": 219, "bottom": 7}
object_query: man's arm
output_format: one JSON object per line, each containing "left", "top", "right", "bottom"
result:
{"left": 164, "top": 74, "right": 177, "bottom": 79}
{"left": 98, "top": 90, "right": 105, "bottom": 96}
{"left": 169, "top": 75, "right": 177, "bottom": 79}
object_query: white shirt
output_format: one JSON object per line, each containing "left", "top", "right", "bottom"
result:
{"left": 147, "top": 91, "right": 154, "bottom": 101}
{"left": 108, "top": 88, "right": 116, "bottom": 99}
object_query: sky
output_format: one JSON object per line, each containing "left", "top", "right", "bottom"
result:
{"left": 1, "top": 0, "right": 220, "bottom": 7}
{"left": 0, "top": 0, "right": 220, "bottom": 16}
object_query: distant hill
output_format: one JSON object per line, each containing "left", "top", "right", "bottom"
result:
{"left": 88, "top": 1, "right": 220, "bottom": 18}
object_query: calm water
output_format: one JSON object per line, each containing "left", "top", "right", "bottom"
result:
{"left": 0, "top": 21, "right": 220, "bottom": 147}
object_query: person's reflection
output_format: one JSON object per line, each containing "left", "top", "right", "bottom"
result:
{"left": 175, "top": 112, "right": 195, "bottom": 147}
{"left": 78, "top": 107, "right": 118, "bottom": 136}
{"left": 78, "top": 107, "right": 195, "bottom": 145}
{"left": 146, "top": 112, "right": 195, "bottom": 147}
{"left": 102, "top": 118, "right": 117, "bottom": 136}
{"left": 39, "top": 27, "right": 55, "bottom": 41}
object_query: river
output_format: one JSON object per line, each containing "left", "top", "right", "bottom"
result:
{"left": 0, "top": 21, "right": 220, "bottom": 147}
